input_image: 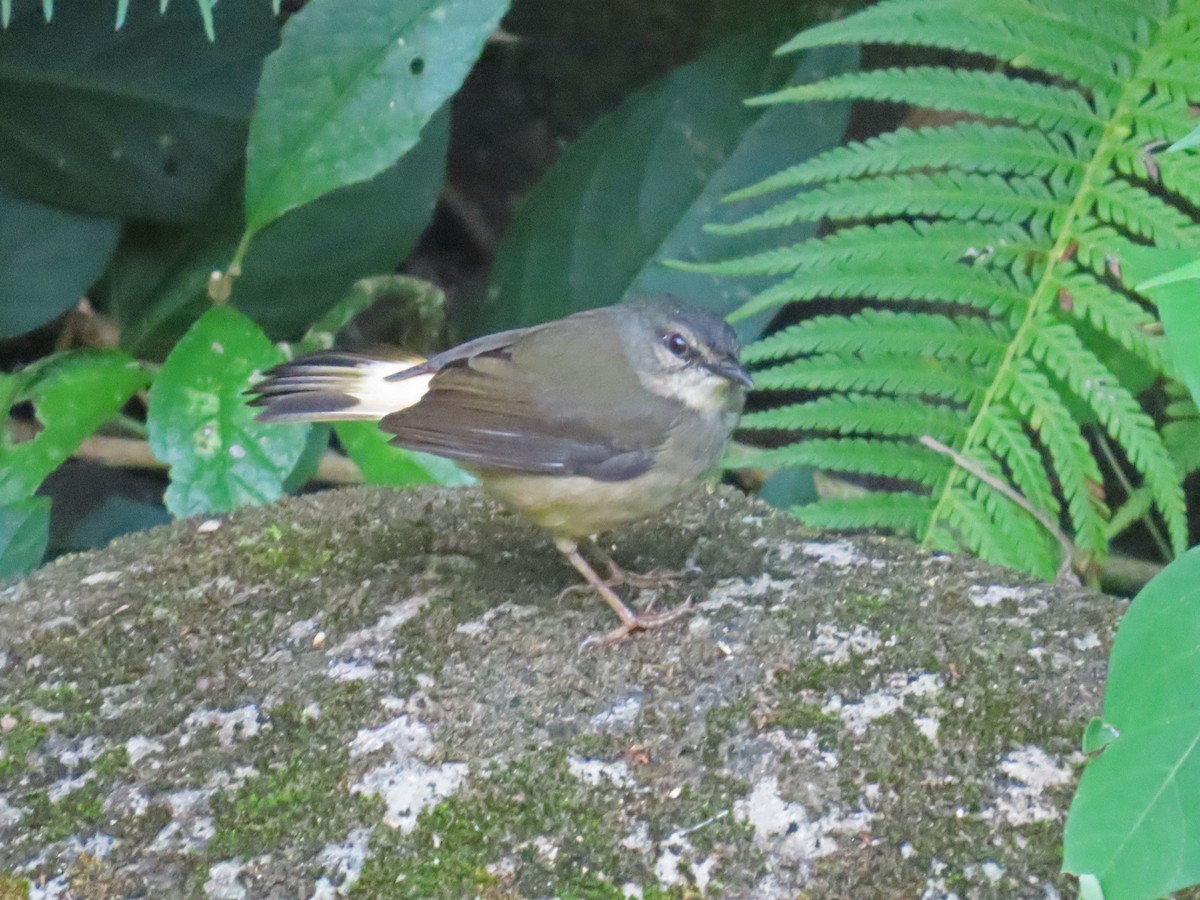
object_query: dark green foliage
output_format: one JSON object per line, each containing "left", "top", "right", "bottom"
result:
{"left": 0, "top": 0, "right": 498, "bottom": 574}
{"left": 486, "top": 31, "right": 854, "bottom": 338}
{"left": 701, "top": 0, "right": 1200, "bottom": 576}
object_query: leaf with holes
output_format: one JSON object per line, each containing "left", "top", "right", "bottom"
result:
{"left": 0, "top": 350, "right": 149, "bottom": 507}
{"left": 1063, "top": 546, "right": 1200, "bottom": 898}
{"left": 243, "top": 0, "right": 507, "bottom": 239}
{"left": 148, "top": 306, "right": 308, "bottom": 517}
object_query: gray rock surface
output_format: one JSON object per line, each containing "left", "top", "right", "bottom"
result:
{"left": 0, "top": 486, "right": 1117, "bottom": 898}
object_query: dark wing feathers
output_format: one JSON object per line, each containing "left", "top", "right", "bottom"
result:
{"left": 378, "top": 308, "right": 682, "bottom": 480}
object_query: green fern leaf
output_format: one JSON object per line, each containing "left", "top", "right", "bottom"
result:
{"left": 1054, "top": 275, "right": 1167, "bottom": 371}
{"left": 1088, "top": 178, "right": 1196, "bottom": 245}
{"left": 777, "top": 0, "right": 1135, "bottom": 92}
{"left": 682, "top": 221, "right": 1033, "bottom": 279}
{"left": 941, "top": 476, "right": 1060, "bottom": 578}
{"left": 1029, "top": 323, "right": 1187, "bottom": 552}
{"left": 742, "top": 395, "right": 969, "bottom": 442}
{"left": 1156, "top": 153, "right": 1200, "bottom": 206}
{"left": 735, "top": 438, "right": 950, "bottom": 487}
{"left": 741, "top": 310, "right": 1009, "bottom": 367}
{"left": 794, "top": 492, "right": 935, "bottom": 534}
{"left": 995, "top": 360, "right": 1108, "bottom": 555}
{"left": 736, "top": 262, "right": 1028, "bottom": 322}
{"left": 1164, "top": 417, "right": 1200, "bottom": 477}
{"left": 726, "top": 124, "right": 1084, "bottom": 201}
{"left": 709, "top": 0, "right": 1199, "bottom": 577}
{"left": 756, "top": 355, "right": 986, "bottom": 403}
{"left": 742, "top": 72, "right": 1101, "bottom": 181}
{"left": 717, "top": 172, "right": 1059, "bottom": 235}
{"left": 978, "top": 404, "right": 1061, "bottom": 520}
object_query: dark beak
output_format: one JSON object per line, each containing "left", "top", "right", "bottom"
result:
{"left": 708, "top": 359, "right": 754, "bottom": 389}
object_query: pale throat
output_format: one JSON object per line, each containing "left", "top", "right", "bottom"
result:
{"left": 639, "top": 368, "right": 733, "bottom": 414}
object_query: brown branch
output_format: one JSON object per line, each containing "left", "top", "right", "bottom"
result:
{"left": 7, "top": 422, "right": 363, "bottom": 486}
{"left": 919, "top": 435, "right": 1078, "bottom": 583}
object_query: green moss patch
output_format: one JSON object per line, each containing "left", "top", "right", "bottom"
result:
{"left": 352, "top": 754, "right": 635, "bottom": 899}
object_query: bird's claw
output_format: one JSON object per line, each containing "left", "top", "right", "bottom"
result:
{"left": 596, "top": 599, "right": 693, "bottom": 646}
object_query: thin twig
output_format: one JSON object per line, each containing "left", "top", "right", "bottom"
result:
{"left": 919, "top": 435, "right": 1078, "bottom": 583}
{"left": 1092, "top": 428, "right": 1172, "bottom": 561}
{"left": 8, "top": 422, "right": 363, "bottom": 485}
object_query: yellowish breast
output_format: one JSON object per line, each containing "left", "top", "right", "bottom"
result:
{"left": 479, "top": 467, "right": 702, "bottom": 538}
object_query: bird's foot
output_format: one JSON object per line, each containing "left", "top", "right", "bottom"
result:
{"left": 602, "top": 560, "right": 684, "bottom": 590}
{"left": 556, "top": 537, "right": 693, "bottom": 647}
{"left": 587, "top": 541, "right": 685, "bottom": 589}
{"left": 597, "top": 599, "right": 692, "bottom": 646}
{"left": 552, "top": 566, "right": 681, "bottom": 604}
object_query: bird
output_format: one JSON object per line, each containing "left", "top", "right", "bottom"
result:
{"left": 248, "top": 295, "right": 751, "bottom": 643}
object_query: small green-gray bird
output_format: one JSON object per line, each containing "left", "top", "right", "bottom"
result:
{"left": 248, "top": 296, "right": 751, "bottom": 643}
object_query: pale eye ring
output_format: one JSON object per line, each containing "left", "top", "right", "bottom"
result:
{"left": 665, "top": 332, "right": 689, "bottom": 357}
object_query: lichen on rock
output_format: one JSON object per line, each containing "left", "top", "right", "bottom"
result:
{"left": 0, "top": 486, "right": 1115, "bottom": 897}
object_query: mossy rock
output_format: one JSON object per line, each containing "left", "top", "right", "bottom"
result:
{"left": 0, "top": 486, "right": 1115, "bottom": 897}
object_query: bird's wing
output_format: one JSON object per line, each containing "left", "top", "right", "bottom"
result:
{"left": 379, "top": 309, "right": 682, "bottom": 481}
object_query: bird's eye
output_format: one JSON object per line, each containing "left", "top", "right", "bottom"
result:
{"left": 664, "top": 332, "right": 689, "bottom": 357}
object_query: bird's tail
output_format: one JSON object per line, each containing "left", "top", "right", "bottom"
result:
{"left": 248, "top": 350, "right": 431, "bottom": 424}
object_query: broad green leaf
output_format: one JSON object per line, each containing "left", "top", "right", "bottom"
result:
{"left": 0, "top": 0, "right": 277, "bottom": 221}
{"left": 1063, "top": 546, "right": 1200, "bottom": 898}
{"left": 1125, "top": 246, "right": 1200, "bottom": 408}
{"left": 106, "top": 111, "right": 448, "bottom": 355}
{"left": 1168, "top": 122, "right": 1200, "bottom": 153}
{"left": 485, "top": 36, "right": 854, "bottom": 337}
{"left": 0, "top": 497, "right": 50, "bottom": 579}
{"left": 335, "top": 422, "right": 475, "bottom": 487}
{"left": 1137, "top": 257, "right": 1200, "bottom": 290}
{"left": 0, "top": 350, "right": 149, "bottom": 506}
{"left": 147, "top": 306, "right": 308, "bottom": 517}
{"left": 0, "top": 191, "right": 118, "bottom": 338}
{"left": 243, "top": 0, "right": 508, "bottom": 239}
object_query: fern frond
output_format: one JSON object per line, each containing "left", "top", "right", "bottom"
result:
{"left": 741, "top": 395, "right": 969, "bottom": 442}
{"left": 1053, "top": 275, "right": 1167, "bottom": 370}
{"left": 736, "top": 261, "right": 1028, "bottom": 322}
{"left": 794, "top": 492, "right": 935, "bottom": 534}
{"left": 1164, "top": 416, "right": 1200, "bottom": 477}
{"left": 777, "top": 0, "right": 1133, "bottom": 92}
{"left": 1029, "top": 323, "right": 1187, "bottom": 551}
{"left": 992, "top": 361, "right": 1108, "bottom": 555}
{"left": 717, "top": 172, "right": 1059, "bottom": 235}
{"left": 755, "top": 355, "right": 986, "bottom": 403}
{"left": 744, "top": 73, "right": 1102, "bottom": 181}
{"left": 685, "top": 221, "right": 1032, "bottom": 279}
{"left": 1156, "top": 153, "right": 1200, "bottom": 204}
{"left": 977, "top": 404, "right": 1061, "bottom": 520}
{"left": 727, "top": 124, "right": 1085, "bottom": 200}
{"left": 946, "top": 475, "right": 1061, "bottom": 578}
{"left": 713, "top": 0, "right": 1200, "bottom": 577}
{"left": 736, "top": 438, "right": 951, "bottom": 487}
{"left": 1087, "top": 178, "right": 1196, "bottom": 245}
{"left": 741, "top": 310, "right": 1009, "bottom": 367}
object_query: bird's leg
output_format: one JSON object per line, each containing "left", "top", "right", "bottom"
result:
{"left": 554, "top": 537, "right": 690, "bottom": 645}
{"left": 582, "top": 538, "right": 684, "bottom": 590}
